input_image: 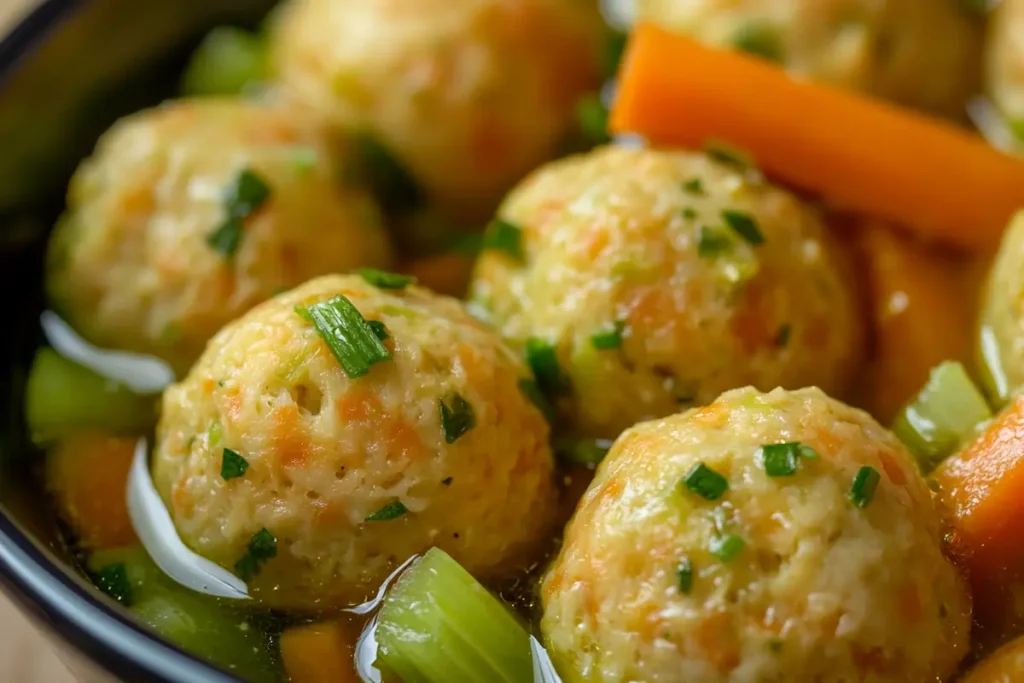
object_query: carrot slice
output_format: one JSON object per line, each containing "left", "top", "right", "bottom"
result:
{"left": 935, "top": 395, "right": 1024, "bottom": 634}
{"left": 280, "top": 621, "right": 359, "bottom": 683}
{"left": 853, "top": 221, "right": 972, "bottom": 424}
{"left": 45, "top": 432, "right": 137, "bottom": 550}
{"left": 610, "top": 24, "right": 1024, "bottom": 251}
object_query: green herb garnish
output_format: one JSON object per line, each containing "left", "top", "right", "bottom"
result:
{"left": 297, "top": 295, "right": 391, "bottom": 378}
{"left": 207, "top": 167, "right": 272, "bottom": 258}
{"left": 759, "top": 442, "right": 816, "bottom": 477}
{"left": 682, "top": 462, "right": 728, "bottom": 501}
{"left": 850, "top": 466, "right": 881, "bottom": 508}
{"left": 206, "top": 217, "right": 244, "bottom": 258}
{"left": 710, "top": 534, "right": 745, "bottom": 562}
{"left": 93, "top": 563, "right": 132, "bottom": 605}
{"left": 359, "top": 268, "right": 415, "bottom": 290}
{"left": 730, "top": 21, "right": 783, "bottom": 62}
{"left": 367, "top": 320, "right": 389, "bottom": 341}
{"left": 220, "top": 448, "right": 248, "bottom": 480}
{"left": 483, "top": 219, "right": 525, "bottom": 261}
{"left": 518, "top": 378, "right": 554, "bottom": 421}
{"left": 366, "top": 501, "right": 408, "bottom": 522}
{"left": 722, "top": 210, "right": 764, "bottom": 245}
{"left": 526, "top": 338, "right": 571, "bottom": 397}
{"left": 683, "top": 178, "right": 704, "bottom": 195}
{"left": 576, "top": 93, "right": 610, "bottom": 146}
{"left": 704, "top": 141, "right": 754, "bottom": 169}
{"left": 682, "top": 207, "right": 699, "bottom": 220}
{"left": 677, "top": 558, "right": 693, "bottom": 594}
{"left": 590, "top": 321, "right": 625, "bottom": 350}
{"left": 440, "top": 394, "right": 476, "bottom": 444}
{"left": 234, "top": 528, "right": 277, "bottom": 581}
{"left": 698, "top": 226, "right": 731, "bottom": 258}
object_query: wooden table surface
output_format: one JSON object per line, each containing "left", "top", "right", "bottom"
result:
{"left": 0, "top": 2, "right": 80, "bottom": 682}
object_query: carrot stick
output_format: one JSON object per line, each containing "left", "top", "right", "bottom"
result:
{"left": 934, "top": 395, "right": 1024, "bottom": 634}
{"left": 610, "top": 24, "right": 1024, "bottom": 251}
{"left": 280, "top": 621, "right": 359, "bottom": 683}
{"left": 45, "top": 433, "right": 137, "bottom": 550}
{"left": 853, "top": 221, "right": 971, "bottom": 424}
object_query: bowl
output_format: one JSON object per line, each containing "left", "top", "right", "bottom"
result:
{"left": 0, "top": 2, "right": 276, "bottom": 680}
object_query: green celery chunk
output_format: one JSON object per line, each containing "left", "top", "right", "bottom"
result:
{"left": 376, "top": 547, "right": 532, "bottom": 683}
{"left": 181, "top": 27, "right": 267, "bottom": 97}
{"left": 892, "top": 361, "right": 992, "bottom": 473}
{"left": 25, "top": 348, "right": 156, "bottom": 445}
{"left": 88, "top": 547, "right": 279, "bottom": 683}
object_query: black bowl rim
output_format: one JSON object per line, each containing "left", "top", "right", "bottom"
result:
{"left": 0, "top": 2, "right": 244, "bottom": 681}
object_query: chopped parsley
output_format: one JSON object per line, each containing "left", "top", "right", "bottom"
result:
{"left": 683, "top": 178, "right": 705, "bottom": 195}
{"left": 677, "top": 557, "right": 694, "bottom": 594}
{"left": 710, "top": 534, "right": 745, "bottom": 562}
{"left": 207, "top": 167, "right": 272, "bottom": 258}
{"left": 722, "top": 210, "right": 765, "bottom": 245}
{"left": 849, "top": 466, "right": 881, "bottom": 508}
{"left": 365, "top": 501, "right": 408, "bottom": 522}
{"left": 730, "top": 21, "right": 783, "bottom": 63}
{"left": 482, "top": 219, "right": 525, "bottom": 261}
{"left": 234, "top": 528, "right": 277, "bottom": 581}
{"left": 698, "top": 226, "right": 731, "bottom": 258}
{"left": 439, "top": 394, "right": 476, "bottom": 444}
{"left": 775, "top": 324, "right": 792, "bottom": 348}
{"left": 526, "top": 338, "right": 571, "bottom": 397}
{"left": 359, "top": 268, "right": 415, "bottom": 290}
{"left": 93, "top": 563, "right": 132, "bottom": 605}
{"left": 590, "top": 321, "right": 625, "bottom": 350}
{"left": 220, "top": 448, "right": 248, "bottom": 480}
{"left": 682, "top": 462, "right": 728, "bottom": 501}
{"left": 296, "top": 295, "right": 391, "bottom": 378}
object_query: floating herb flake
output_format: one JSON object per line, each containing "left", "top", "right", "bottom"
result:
{"left": 234, "top": 528, "right": 277, "bottom": 581}
{"left": 93, "top": 563, "right": 132, "bottom": 605}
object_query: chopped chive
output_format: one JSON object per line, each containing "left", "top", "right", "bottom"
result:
{"left": 225, "top": 168, "right": 271, "bottom": 219}
{"left": 367, "top": 320, "right": 389, "bottom": 340}
{"left": 682, "top": 178, "right": 704, "bottom": 195}
{"left": 849, "top": 466, "right": 881, "bottom": 508}
{"left": 698, "top": 226, "right": 731, "bottom": 258}
{"left": 759, "top": 443, "right": 801, "bottom": 477}
{"left": 441, "top": 477, "right": 454, "bottom": 486}
{"left": 293, "top": 305, "right": 313, "bottom": 323}
{"left": 682, "top": 462, "right": 728, "bottom": 501}
{"left": 439, "top": 394, "right": 476, "bottom": 444}
{"left": 234, "top": 528, "right": 277, "bottom": 581}
{"left": 482, "top": 219, "right": 525, "bottom": 261}
{"left": 526, "top": 338, "right": 571, "bottom": 396}
{"left": 590, "top": 321, "right": 625, "bottom": 350}
{"left": 93, "top": 563, "right": 132, "bottom": 605}
{"left": 722, "top": 210, "right": 764, "bottom": 245}
{"left": 220, "top": 448, "right": 248, "bottom": 480}
{"left": 775, "top": 324, "right": 792, "bottom": 348}
{"left": 556, "top": 439, "right": 613, "bottom": 467}
{"left": 366, "top": 501, "right": 408, "bottom": 522}
{"left": 676, "top": 558, "right": 693, "bottom": 594}
{"left": 704, "top": 141, "right": 755, "bottom": 169}
{"left": 730, "top": 21, "right": 783, "bottom": 63}
{"left": 206, "top": 217, "right": 244, "bottom": 258}
{"left": 710, "top": 534, "right": 745, "bottom": 562}
{"left": 297, "top": 295, "right": 391, "bottom": 378}
{"left": 359, "top": 267, "right": 415, "bottom": 290}
{"left": 518, "top": 378, "right": 554, "bottom": 420}
{"left": 797, "top": 443, "right": 819, "bottom": 459}
{"left": 682, "top": 207, "right": 698, "bottom": 220}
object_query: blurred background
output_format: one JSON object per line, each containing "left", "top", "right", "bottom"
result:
{"left": 0, "top": 2, "right": 76, "bottom": 680}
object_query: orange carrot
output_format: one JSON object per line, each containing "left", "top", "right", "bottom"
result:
{"left": 610, "top": 24, "right": 1024, "bottom": 251}
{"left": 854, "top": 221, "right": 972, "bottom": 424}
{"left": 935, "top": 395, "right": 1024, "bottom": 633}
{"left": 962, "top": 634, "right": 1024, "bottom": 682}
{"left": 280, "top": 621, "right": 359, "bottom": 683}
{"left": 45, "top": 433, "right": 137, "bottom": 550}
{"left": 400, "top": 251, "right": 477, "bottom": 298}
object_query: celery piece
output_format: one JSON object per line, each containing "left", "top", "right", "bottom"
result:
{"left": 25, "top": 348, "right": 156, "bottom": 445}
{"left": 88, "top": 547, "right": 279, "bottom": 683}
{"left": 892, "top": 361, "right": 992, "bottom": 473}
{"left": 376, "top": 547, "right": 533, "bottom": 683}
{"left": 181, "top": 27, "right": 267, "bottom": 97}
